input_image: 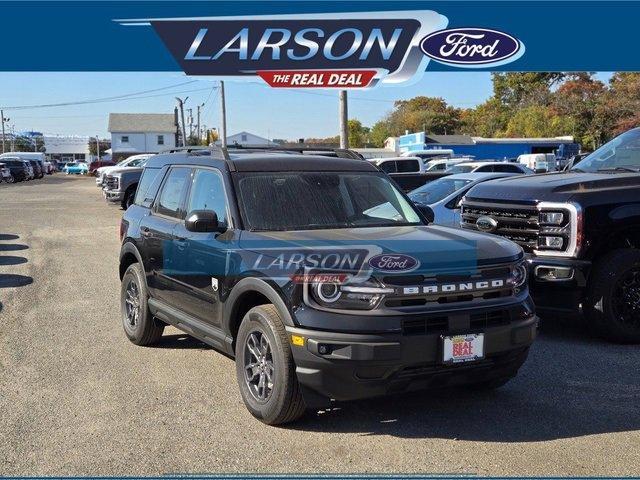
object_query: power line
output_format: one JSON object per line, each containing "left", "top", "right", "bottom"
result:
{"left": 0, "top": 80, "right": 201, "bottom": 110}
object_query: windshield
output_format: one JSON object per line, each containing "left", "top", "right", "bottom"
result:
{"left": 237, "top": 172, "right": 421, "bottom": 231}
{"left": 572, "top": 128, "right": 640, "bottom": 172}
{"left": 446, "top": 164, "right": 474, "bottom": 174}
{"left": 409, "top": 177, "right": 473, "bottom": 204}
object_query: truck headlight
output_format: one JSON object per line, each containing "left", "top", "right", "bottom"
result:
{"left": 309, "top": 278, "right": 394, "bottom": 310}
{"left": 539, "top": 211, "right": 564, "bottom": 225}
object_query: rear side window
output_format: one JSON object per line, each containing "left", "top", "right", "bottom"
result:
{"left": 379, "top": 161, "right": 396, "bottom": 174}
{"left": 134, "top": 167, "right": 163, "bottom": 207}
{"left": 155, "top": 167, "right": 191, "bottom": 218}
{"left": 475, "top": 165, "right": 493, "bottom": 172}
{"left": 396, "top": 159, "right": 419, "bottom": 173}
{"left": 187, "top": 168, "right": 229, "bottom": 228}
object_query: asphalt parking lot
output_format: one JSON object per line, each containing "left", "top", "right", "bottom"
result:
{"left": 0, "top": 175, "right": 639, "bottom": 476}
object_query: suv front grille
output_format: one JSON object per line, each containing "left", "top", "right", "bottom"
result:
{"left": 461, "top": 200, "right": 540, "bottom": 251}
{"left": 105, "top": 176, "right": 119, "bottom": 190}
{"left": 401, "top": 308, "right": 515, "bottom": 336}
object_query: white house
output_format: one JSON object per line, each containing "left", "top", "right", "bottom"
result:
{"left": 108, "top": 113, "right": 178, "bottom": 160}
{"left": 224, "top": 131, "right": 276, "bottom": 147}
{"left": 43, "top": 135, "right": 93, "bottom": 163}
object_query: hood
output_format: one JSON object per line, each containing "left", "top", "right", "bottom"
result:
{"left": 466, "top": 171, "right": 640, "bottom": 204}
{"left": 108, "top": 166, "right": 144, "bottom": 176}
{"left": 238, "top": 225, "right": 522, "bottom": 274}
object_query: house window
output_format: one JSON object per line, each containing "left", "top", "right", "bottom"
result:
{"left": 121, "top": 136, "right": 129, "bottom": 143}
{"left": 241, "top": 134, "right": 247, "bottom": 142}
{"left": 157, "top": 135, "right": 164, "bottom": 145}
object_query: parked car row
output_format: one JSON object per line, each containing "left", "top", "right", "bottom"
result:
{"left": 0, "top": 152, "right": 53, "bottom": 183}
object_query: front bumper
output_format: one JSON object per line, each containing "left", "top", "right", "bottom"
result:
{"left": 286, "top": 311, "right": 537, "bottom": 402}
{"left": 103, "top": 189, "right": 124, "bottom": 202}
{"left": 525, "top": 254, "right": 591, "bottom": 315}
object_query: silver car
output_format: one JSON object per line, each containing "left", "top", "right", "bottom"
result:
{"left": 408, "top": 172, "right": 520, "bottom": 227}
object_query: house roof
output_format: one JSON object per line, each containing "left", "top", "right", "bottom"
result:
{"left": 108, "top": 113, "right": 176, "bottom": 133}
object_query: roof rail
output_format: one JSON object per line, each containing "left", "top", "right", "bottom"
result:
{"left": 224, "top": 144, "right": 365, "bottom": 160}
{"left": 160, "top": 144, "right": 230, "bottom": 161}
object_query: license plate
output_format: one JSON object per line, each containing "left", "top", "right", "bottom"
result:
{"left": 443, "top": 333, "right": 484, "bottom": 364}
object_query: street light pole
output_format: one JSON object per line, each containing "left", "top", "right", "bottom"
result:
{"left": 220, "top": 81, "right": 227, "bottom": 148}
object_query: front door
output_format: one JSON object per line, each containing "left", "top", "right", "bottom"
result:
{"left": 171, "top": 167, "right": 232, "bottom": 327}
{"left": 142, "top": 166, "right": 192, "bottom": 307}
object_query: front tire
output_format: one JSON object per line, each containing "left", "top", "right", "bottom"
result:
{"left": 235, "top": 305, "right": 306, "bottom": 425}
{"left": 121, "top": 263, "right": 164, "bottom": 345}
{"left": 585, "top": 249, "right": 640, "bottom": 343}
{"left": 121, "top": 187, "right": 135, "bottom": 210}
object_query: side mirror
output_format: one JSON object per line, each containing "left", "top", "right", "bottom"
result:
{"left": 415, "top": 204, "right": 435, "bottom": 223}
{"left": 185, "top": 210, "right": 225, "bottom": 233}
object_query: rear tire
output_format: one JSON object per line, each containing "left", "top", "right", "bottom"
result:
{"left": 584, "top": 249, "right": 640, "bottom": 343}
{"left": 121, "top": 263, "right": 164, "bottom": 346}
{"left": 235, "top": 305, "right": 306, "bottom": 425}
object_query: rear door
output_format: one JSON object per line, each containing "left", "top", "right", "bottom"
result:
{"left": 171, "top": 167, "right": 232, "bottom": 326}
{"left": 140, "top": 166, "right": 191, "bottom": 306}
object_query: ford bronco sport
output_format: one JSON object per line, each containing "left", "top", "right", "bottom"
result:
{"left": 118, "top": 146, "right": 537, "bottom": 424}
{"left": 461, "top": 128, "right": 640, "bottom": 343}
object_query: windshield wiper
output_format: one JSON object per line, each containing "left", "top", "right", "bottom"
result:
{"left": 597, "top": 166, "right": 640, "bottom": 173}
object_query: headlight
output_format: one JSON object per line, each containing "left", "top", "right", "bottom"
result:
{"left": 539, "top": 211, "right": 564, "bottom": 225}
{"left": 309, "top": 277, "right": 393, "bottom": 310}
{"left": 509, "top": 261, "right": 528, "bottom": 287}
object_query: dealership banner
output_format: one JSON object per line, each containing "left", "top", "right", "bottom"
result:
{"left": 2, "top": 1, "right": 640, "bottom": 87}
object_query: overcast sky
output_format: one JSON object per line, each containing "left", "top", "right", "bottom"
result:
{"left": 0, "top": 72, "right": 612, "bottom": 140}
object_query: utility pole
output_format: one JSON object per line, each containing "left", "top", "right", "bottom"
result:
{"left": 96, "top": 135, "right": 100, "bottom": 161}
{"left": 187, "top": 108, "right": 193, "bottom": 139}
{"left": 339, "top": 90, "right": 349, "bottom": 149}
{"left": 197, "top": 103, "right": 203, "bottom": 144}
{"left": 175, "top": 97, "right": 188, "bottom": 147}
{"left": 1, "top": 110, "right": 6, "bottom": 154}
{"left": 220, "top": 81, "right": 227, "bottom": 148}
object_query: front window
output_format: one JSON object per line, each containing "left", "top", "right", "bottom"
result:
{"left": 409, "top": 177, "right": 473, "bottom": 205}
{"left": 572, "top": 128, "right": 640, "bottom": 173}
{"left": 237, "top": 172, "right": 422, "bottom": 231}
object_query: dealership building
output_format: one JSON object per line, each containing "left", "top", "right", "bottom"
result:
{"left": 395, "top": 133, "right": 580, "bottom": 160}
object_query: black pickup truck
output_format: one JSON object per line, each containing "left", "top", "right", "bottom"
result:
{"left": 461, "top": 127, "right": 640, "bottom": 343}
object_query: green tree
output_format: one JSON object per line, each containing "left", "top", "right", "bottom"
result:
{"left": 492, "top": 72, "right": 565, "bottom": 109}
{"left": 461, "top": 98, "right": 510, "bottom": 137}
{"left": 347, "top": 119, "right": 369, "bottom": 148}
{"left": 368, "top": 120, "right": 392, "bottom": 147}
{"left": 551, "top": 73, "right": 606, "bottom": 149}
{"left": 503, "top": 105, "right": 574, "bottom": 138}
{"left": 384, "top": 96, "right": 463, "bottom": 136}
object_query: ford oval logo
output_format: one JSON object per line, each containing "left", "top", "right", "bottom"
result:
{"left": 476, "top": 215, "right": 498, "bottom": 233}
{"left": 420, "top": 28, "right": 525, "bottom": 68}
{"left": 368, "top": 254, "right": 419, "bottom": 273}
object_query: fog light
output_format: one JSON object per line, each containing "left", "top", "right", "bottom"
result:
{"left": 318, "top": 344, "right": 332, "bottom": 355}
{"left": 534, "top": 266, "right": 574, "bottom": 281}
{"left": 539, "top": 236, "right": 564, "bottom": 249}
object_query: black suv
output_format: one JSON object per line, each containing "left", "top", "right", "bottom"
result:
{"left": 119, "top": 147, "right": 537, "bottom": 424}
{"left": 461, "top": 128, "right": 640, "bottom": 343}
